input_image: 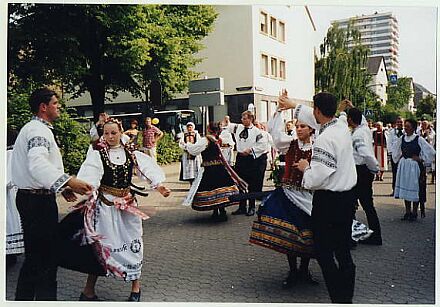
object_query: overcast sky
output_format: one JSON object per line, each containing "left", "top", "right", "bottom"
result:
{"left": 308, "top": 5, "right": 437, "bottom": 94}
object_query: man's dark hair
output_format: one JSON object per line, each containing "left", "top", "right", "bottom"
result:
{"left": 313, "top": 92, "right": 337, "bottom": 117}
{"left": 347, "top": 107, "right": 362, "bottom": 126}
{"left": 405, "top": 118, "right": 418, "bottom": 131}
{"left": 29, "top": 87, "right": 58, "bottom": 114}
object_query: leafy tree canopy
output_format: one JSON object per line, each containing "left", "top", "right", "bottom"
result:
{"left": 386, "top": 77, "right": 413, "bottom": 110}
{"left": 416, "top": 94, "right": 436, "bottom": 119}
{"left": 315, "top": 21, "right": 373, "bottom": 106}
{"left": 8, "top": 4, "right": 217, "bottom": 118}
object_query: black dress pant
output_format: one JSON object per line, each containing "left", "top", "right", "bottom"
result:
{"left": 353, "top": 165, "right": 382, "bottom": 238}
{"left": 15, "top": 190, "right": 59, "bottom": 301}
{"left": 391, "top": 158, "right": 398, "bottom": 192}
{"left": 235, "top": 153, "right": 267, "bottom": 209}
{"left": 312, "top": 189, "right": 356, "bottom": 303}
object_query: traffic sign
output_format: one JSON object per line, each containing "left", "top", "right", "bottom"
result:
{"left": 364, "top": 109, "right": 374, "bottom": 117}
{"left": 189, "top": 77, "right": 224, "bottom": 93}
{"left": 189, "top": 91, "right": 224, "bottom": 107}
{"left": 389, "top": 74, "right": 398, "bottom": 85}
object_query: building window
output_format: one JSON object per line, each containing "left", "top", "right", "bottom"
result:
{"left": 258, "top": 100, "right": 268, "bottom": 122}
{"left": 261, "top": 54, "right": 269, "bottom": 76}
{"left": 279, "top": 60, "right": 286, "bottom": 79}
{"left": 278, "top": 21, "right": 285, "bottom": 42}
{"left": 260, "top": 11, "right": 268, "bottom": 34}
{"left": 269, "top": 101, "right": 277, "bottom": 117}
{"left": 270, "top": 17, "right": 277, "bottom": 38}
{"left": 270, "top": 57, "right": 278, "bottom": 77}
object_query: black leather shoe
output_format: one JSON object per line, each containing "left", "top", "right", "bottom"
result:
{"left": 298, "top": 270, "right": 319, "bottom": 285}
{"left": 79, "top": 292, "right": 100, "bottom": 301}
{"left": 246, "top": 208, "right": 255, "bottom": 216}
{"left": 359, "top": 236, "right": 382, "bottom": 245}
{"left": 218, "top": 213, "right": 228, "bottom": 222}
{"left": 231, "top": 208, "right": 246, "bottom": 215}
{"left": 282, "top": 271, "right": 297, "bottom": 289}
{"left": 401, "top": 213, "right": 410, "bottom": 221}
{"left": 350, "top": 239, "right": 357, "bottom": 250}
{"left": 128, "top": 290, "right": 141, "bottom": 302}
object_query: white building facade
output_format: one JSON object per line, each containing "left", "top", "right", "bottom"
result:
{"left": 334, "top": 12, "right": 399, "bottom": 74}
{"left": 188, "top": 5, "right": 316, "bottom": 123}
{"left": 366, "top": 56, "right": 388, "bottom": 105}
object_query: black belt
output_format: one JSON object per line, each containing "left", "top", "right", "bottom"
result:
{"left": 18, "top": 189, "right": 54, "bottom": 195}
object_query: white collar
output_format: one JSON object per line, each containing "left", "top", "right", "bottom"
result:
{"left": 297, "top": 139, "right": 312, "bottom": 151}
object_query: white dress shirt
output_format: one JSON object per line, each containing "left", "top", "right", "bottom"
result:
{"left": 339, "top": 112, "right": 379, "bottom": 173}
{"left": 11, "top": 116, "right": 70, "bottom": 192}
{"left": 227, "top": 123, "right": 268, "bottom": 158}
{"left": 293, "top": 105, "right": 357, "bottom": 192}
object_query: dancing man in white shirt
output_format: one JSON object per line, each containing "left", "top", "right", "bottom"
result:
{"left": 278, "top": 90, "right": 357, "bottom": 304}
{"left": 340, "top": 102, "right": 382, "bottom": 246}
{"left": 227, "top": 111, "right": 268, "bottom": 216}
{"left": 11, "top": 88, "right": 93, "bottom": 300}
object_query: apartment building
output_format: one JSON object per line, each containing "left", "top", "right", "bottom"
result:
{"left": 333, "top": 12, "right": 399, "bottom": 74}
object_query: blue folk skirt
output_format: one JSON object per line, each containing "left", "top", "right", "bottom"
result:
{"left": 249, "top": 188, "right": 315, "bottom": 257}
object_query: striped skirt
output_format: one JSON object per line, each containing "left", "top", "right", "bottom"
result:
{"left": 191, "top": 164, "right": 240, "bottom": 211}
{"left": 249, "top": 188, "right": 315, "bottom": 257}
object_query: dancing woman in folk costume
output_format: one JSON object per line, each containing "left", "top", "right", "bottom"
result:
{"left": 249, "top": 108, "right": 319, "bottom": 288}
{"left": 250, "top": 98, "right": 373, "bottom": 290}
{"left": 178, "top": 122, "right": 202, "bottom": 184}
{"left": 58, "top": 118, "right": 170, "bottom": 302}
{"left": 391, "top": 118, "right": 435, "bottom": 221}
{"left": 182, "top": 122, "right": 248, "bottom": 221}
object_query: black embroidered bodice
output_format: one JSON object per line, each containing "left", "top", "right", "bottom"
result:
{"left": 99, "top": 148, "right": 134, "bottom": 188}
{"left": 201, "top": 139, "right": 221, "bottom": 162}
{"left": 401, "top": 135, "right": 421, "bottom": 159}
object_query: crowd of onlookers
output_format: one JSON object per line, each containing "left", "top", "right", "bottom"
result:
{"left": 91, "top": 112, "right": 436, "bottom": 188}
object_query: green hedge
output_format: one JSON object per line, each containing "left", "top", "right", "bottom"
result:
{"left": 156, "top": 132, "right": 183, "bottom": 165}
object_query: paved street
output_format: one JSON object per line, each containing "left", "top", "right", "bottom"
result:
{"left": 6, "top": 163, "right": 436, "bottom": 304}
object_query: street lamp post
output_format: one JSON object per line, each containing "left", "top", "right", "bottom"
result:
{"left": 364, "top": 83, "right": 384, "bottom": 115}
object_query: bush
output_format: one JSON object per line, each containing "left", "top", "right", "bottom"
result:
{"left": 156, "top": 132, "right": 182, "bottom": 165}
{"left": 7, "top": 86, "right": 90, "bottom": 175}
{"left": 52, "top": 108, "right": 90, "bottom": 174}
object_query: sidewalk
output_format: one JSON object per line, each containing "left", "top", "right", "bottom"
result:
{"left": 5, "top": 163, "right": 436, "bottom": 304}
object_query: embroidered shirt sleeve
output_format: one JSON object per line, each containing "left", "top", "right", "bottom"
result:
{"left": 311, "top": 146, "right": 337, "bottom": 169}
{"left": 352, "top": 137, "right": 366, "bottom": 151}
{"left": 302, "top": 137, "right": 337, "bottom": 190}
{"left": 27, "top": 136, "right": 50, "bottom": 152}
{"left": 50, "top": 173, "right": 71, "bottom": 193}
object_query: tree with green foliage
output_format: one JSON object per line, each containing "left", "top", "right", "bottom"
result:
{"left": 416, "top": 94, "right": 436, "bottom": 119}
{"left": 315, "top": 21, "right": 373, "bottom": 106}
{"left": 8, "top": 4, "right": 217, "bottom": 119}
{"left": 386, "top": 77, "right": 413, "bottom": 110}
{"left": 7, "top": 83, "right": 90, "bottom": 174}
